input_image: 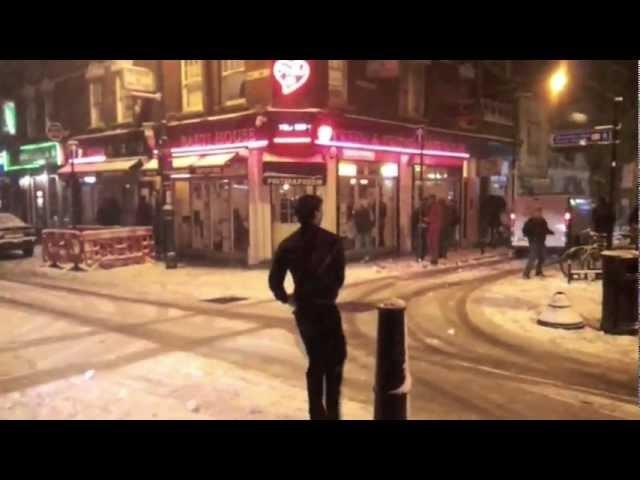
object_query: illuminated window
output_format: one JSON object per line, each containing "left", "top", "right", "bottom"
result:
{"left": 89, "top": 81, "right": 104, "bottom": 127}
{"left": 329, "top": 60, "right": 348, "bottom": 106}
{"left": 399, "top": 63, "right": 425, "bottom": 119}
{"left": 221, "top": 60, "right": 246, "bottom": 106}
{"left": 181, "top": 60, "right": 204, "bottom": 112}
{"left": 116, "top": 75, "right": 134, "bottom": 123}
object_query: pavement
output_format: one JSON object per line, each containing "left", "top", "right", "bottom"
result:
{"left": 1, "top": 246, "right": 637, "bottom": 420}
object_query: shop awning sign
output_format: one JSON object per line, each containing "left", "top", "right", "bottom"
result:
{"left": 263, "top": 161, "right": 326, "bottom": 186}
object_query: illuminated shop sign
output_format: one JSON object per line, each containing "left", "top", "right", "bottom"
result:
{"left": 1, "top": 100, "right": 16, "bottom": 135}
{"left": 273, "top": 60, "right": 311, "bottom": 95}
{"left": 263, "top": 161, "right": 326, "bottom": 186}
{"left": 7, "top": 142, "right": 63, "bottom": 171}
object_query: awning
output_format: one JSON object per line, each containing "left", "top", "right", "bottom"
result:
{"left": 141, "top": 152, "right": 236, "bottom": 172}
{"left": 193, "top": 153, "right": 236, "bottom": 168}
{"left": 58, "top": 158, "right": 142, "bottom": 175}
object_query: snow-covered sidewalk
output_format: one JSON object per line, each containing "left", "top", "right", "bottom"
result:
{"left": 0, "top": 246, "right": 510, "bottom": 306}
{"left": 467, "top": 270, "right": 638, "bottom": 364}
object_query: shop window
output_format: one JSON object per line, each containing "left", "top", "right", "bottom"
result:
{"left": 181, "top": 60, "right": 204, "bottom": 112}
{"left": 272, "top": 185, "right": 318, "bottom": 224}
{"left": 89, "top": 81, "right": 104, "bottom": 127}
{"left": 399, "top": 64, "right": 425, "bottom": 119}
{"left": 116, "top": 76, "right": 134, "bottom": 123}
{"left": 329, "top": 60, "right": 348, "bottom": 106}
{"left": 221, "top": 60, "right": 246, "bottom": 106}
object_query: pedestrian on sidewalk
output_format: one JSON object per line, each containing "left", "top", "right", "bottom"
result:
{"left": 353, "top": 198, "right": 374, "bottom": 262}
{"left": 522, "top": 207, "right": 554, "bottom": 279}
{"left": 427, "top": 195, "right": 443, "bottom": 266}
{"left": 269, "top": 194, "right": 347, "bottom": 420}
{"left": 439, "top": 198, "right": 459, "bottom": 259}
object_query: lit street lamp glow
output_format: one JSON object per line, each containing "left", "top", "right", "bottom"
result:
{"left": 549, "top": 64, "right": 568, "bottom": 97}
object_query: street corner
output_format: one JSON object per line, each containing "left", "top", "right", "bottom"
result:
{"left": 465, "top": 269, "right": 638, "bottom": 365}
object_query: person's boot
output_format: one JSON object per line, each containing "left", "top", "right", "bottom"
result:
{"left": 523, "top": 272, "right": 531, "bottom": 279}
{"left": 535, "top": 271, "right": 546, "bottom": 278}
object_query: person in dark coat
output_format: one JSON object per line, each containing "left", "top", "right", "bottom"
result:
{"left": 378, "top": 200, "right": 387, "bottom": 248}
{"left": 269, "top": 194, "right": 347, "bottom": 420}
{"left": 484, "top": 194, "right": 507, "bottom": 247}
{"left": 522, "top": 207, "right": 554, "bottom": 279}
{"left": 628, "top": 205, "right": 638, "bottom": 248}
{"left": 427, "top": 195, "right": 443, "bottom": 265}
{"left": 592, "top": 196, "right": 614, "bottom": 236}
{"left": 353, "top": 199, "right": 374, "bottom": 262}
{"left": 135, "top": 195, "right": 153, "bottom": 226}
{"left": 96, "top": 197, "right": 121, "bottom": 226}
{"left": 440, "top": 198, "right": 459, "bottom": 259}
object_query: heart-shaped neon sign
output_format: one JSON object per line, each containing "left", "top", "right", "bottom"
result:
{"left": 273, "top": 60, "right": 311, "bottom": 95}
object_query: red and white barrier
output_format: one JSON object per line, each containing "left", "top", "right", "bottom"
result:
{"left": 42, "top": 227, "right": 155, "bottom": 270}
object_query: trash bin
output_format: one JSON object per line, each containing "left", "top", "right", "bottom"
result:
{"left": 600, "top": 250, "right": 638, "bottom": 335}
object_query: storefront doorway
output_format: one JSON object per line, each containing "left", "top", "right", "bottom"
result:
{"left": 338, "top": 161, "right": 398, "bottom": 258}
{"left": 180, "top": 176, "right": 249, "bottom": 261}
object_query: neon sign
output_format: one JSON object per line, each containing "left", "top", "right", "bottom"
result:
{"left": 273, "top": 60, "right": 311, "bottom": 95}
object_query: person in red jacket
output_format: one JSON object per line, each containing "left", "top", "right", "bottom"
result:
{"left": 427, "top": 195, "right": 443, "bottom": 266}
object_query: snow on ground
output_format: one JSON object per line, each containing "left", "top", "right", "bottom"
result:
{"left": 0, "top": 246, "right": 509, "bottom": 305}
{"left": 468, "top": 270, "right": 638, "bottom": 364}
{"left": 0, "top": 351, "right": 372, "bottom": 420}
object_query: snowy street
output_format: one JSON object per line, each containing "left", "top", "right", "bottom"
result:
{"left": 0, "top": 248, "right": 638, "bottom": 420}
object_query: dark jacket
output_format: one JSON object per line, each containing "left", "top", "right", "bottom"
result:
{"left": 269, "top": 224, "right": 346, "bottom": 306}
{"left": 592, "top": 203, "right": 614, "bottom": 234}
{"left": 353, "top": 206, "right": 374, "bottom": 234}
{"left": 522, "top": 217, "right": 554, "bottom": 244}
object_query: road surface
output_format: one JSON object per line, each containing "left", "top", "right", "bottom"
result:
{"left": 0, "top": 258, "right": 637, "bottom": 419}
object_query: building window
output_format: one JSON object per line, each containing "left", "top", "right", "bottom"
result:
{"left": 329, "top": 60, "right": 348, "bottom": 106}
{"left": 25, "top": 99, "right": 37, "bottom": 138}
{"left": 399, "top": 64, "right": 425, "bottom": 119}
{"left": 116, "top": 76, "right": 134, "bottom": 123}
{"left": 221, "top": 60, "right": 246, "bottom": 106}
{"left": 89, "top": 81, "right": 104, "bottom": 127}
{"left": 181, "top": 60, "right": 204, "bottom": 112}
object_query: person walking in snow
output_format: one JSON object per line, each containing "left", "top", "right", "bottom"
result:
{"left": 269, "top": 195, "right": 347, "bottom": 420}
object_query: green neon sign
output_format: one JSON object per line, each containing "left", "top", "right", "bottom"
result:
{"left": 1, "top": 101, "right": 16, "bottom": 135}
{"left": 6, "top": 141, "right": 62, "bottom": 171}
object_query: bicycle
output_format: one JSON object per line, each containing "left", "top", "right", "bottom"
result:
{"left": 558, "top": 229, "right": 607, "bottom": 281}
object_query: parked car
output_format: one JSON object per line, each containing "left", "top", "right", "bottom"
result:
{"left": 0, "top": 213, "right": 37, "bottom": 257}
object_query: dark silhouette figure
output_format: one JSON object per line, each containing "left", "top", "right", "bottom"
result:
{"left": 522, "top": 207, "right": 554, "bottom": 279}
{"left": 440, "top": 198, "right": 459, "bottom": 259}
{"left": 269, "top": 195, "right": 347, "bottom": 420}
{"left": 97, "top": 197, "right": 122, "bottom": 226}
{"left": 136, "top": 195, "right": 153, "bottom": 226}
{"left": 592, "top": 196, "right": 614, "bottom": 236}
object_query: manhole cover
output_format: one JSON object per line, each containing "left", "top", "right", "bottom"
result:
{"left": 338, "top": 302, "right": 376, "bottom": 313}
{"left": 203, "top": 296, "right": 248, "bottom": 304}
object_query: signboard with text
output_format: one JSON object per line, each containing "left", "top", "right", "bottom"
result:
{"left": 551, "top": 128, "right": 614, "bottom": 148}
{"left": 121, "top": 66, "right": 156, "bottom": 93}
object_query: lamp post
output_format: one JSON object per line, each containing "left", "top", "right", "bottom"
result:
{"left": 67, "top": 139, "right": 79, "bottom": 229}
{"left": 607, "top": 96, "right": 623, "bottom": 250}
{"left": 416, "top": 127, "right": 426, "bottom": 262}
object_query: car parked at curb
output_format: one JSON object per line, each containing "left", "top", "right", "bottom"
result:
{"left": 0, "top": 213, "right": 37, "bottom": 257}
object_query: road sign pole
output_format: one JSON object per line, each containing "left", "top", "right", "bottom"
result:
{"left": 607, "top": 97, "right": 623, "bottom": 250}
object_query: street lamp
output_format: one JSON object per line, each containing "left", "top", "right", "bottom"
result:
{"left": 548, "top": 63, "right": 569, "bottom": 99}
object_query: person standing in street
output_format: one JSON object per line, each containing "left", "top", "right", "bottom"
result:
{"left": 592, "top": 196, "right": 614, "bottom": 237}
{"left": 378, "top": 199, "right": 387, "bottom": 248}
{"left": 353, "top": 198, "right": 374, "bottom": 262}
{"left": 135, "top": 195, "right": 153, "bottom": 226}
{"left": 427, "top": 195, "right": 443, "bottom": 265}
{"left": 440, "top": 198, "right": 459, "bottom": 259}
{"left": 269, "top": 195, "right": 347, "bottom": 420}
{"left": 522, "top": 207, "right": 554, "bottom": 279}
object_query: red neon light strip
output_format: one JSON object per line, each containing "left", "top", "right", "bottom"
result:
{"left": 315, "top": 139, "right": 469, "bottom": 158}
{"left": 272, "top": 137, "right": 313, "bottom": 144}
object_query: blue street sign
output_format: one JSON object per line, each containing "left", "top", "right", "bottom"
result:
{"left": 551, "top": 128, "right": 614, "bottom": 147}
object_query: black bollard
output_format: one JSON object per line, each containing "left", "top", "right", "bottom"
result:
{"left": 374, "top": 299, "right": 411, "bottom": 420}
{"left": 163, "top": 203, "right": 177, "bottom": 269}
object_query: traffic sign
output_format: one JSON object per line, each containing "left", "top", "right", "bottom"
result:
{"left": 550, "top": 127, "right": 614, "bottom": 148}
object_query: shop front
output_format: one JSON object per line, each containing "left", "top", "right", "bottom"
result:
{"left": 161, "top": 113, "right": 264, "bottom": 264}
{"left": 1, "top": 142, "right": 65, "bottom": 229}
{"left": 159, "top": 109, "right": 475, "bottom": 266}
{"left": 59, "top": 129, "right": 153, "bottom": 226}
